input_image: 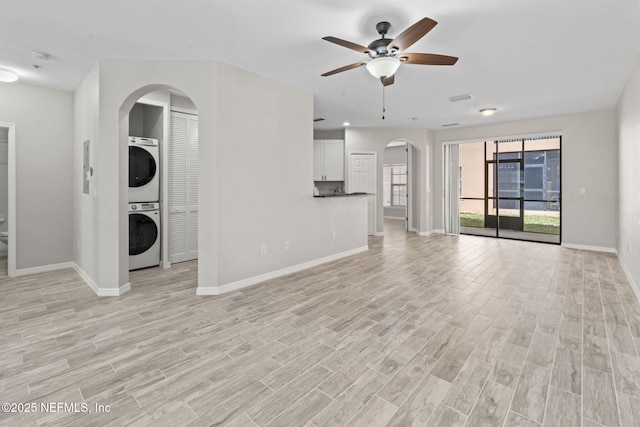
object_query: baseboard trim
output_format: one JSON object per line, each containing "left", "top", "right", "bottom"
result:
{"left": 561, "top": 243, "right": 617, "bottom": 253}
{"left": 617, "top": 254, "right": 640, "bottom": 303}
{"left": 197, "top": 246, "right": 369, "bottom": 296}
{"left": 72, "top": 263, "right": 131, "bottom": 297}
{"left": 15, "top": 261, "right": 75, "bottom": 277}
{"left": 96, "top": 283, "right": 131, "bottom": 297}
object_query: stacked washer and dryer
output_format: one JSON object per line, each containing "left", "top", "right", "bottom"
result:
{"left": 128, "top": 136, "right": 161, "bottom": 270}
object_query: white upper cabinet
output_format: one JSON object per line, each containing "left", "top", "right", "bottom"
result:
{"left": 313, "top": 140, "right": 324, "bottom": 181}
{"left": 313, "top": 139, "right": 344, "bottom": 181}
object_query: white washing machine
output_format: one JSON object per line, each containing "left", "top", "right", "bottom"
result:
{"left": 129, "top": 202, "right": 160, "bottom": 270}
{"left": 129, "top": 136, "right": 159, "bottom": 203}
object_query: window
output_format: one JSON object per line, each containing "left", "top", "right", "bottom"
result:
{"left": 457, "top": 135, "right": 561, "bottom": 243}
{"left": 383, "top": 164, "right": 407, "bottom": 207}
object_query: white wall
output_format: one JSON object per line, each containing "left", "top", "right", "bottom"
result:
{"left": 434, "top": 110, "right": 618, "bottom": 249}
{"left": 617, "top": 59, "right": 640, "bottom": 292}
{"left": 0, "top": 82, "right": 74, "bottom": 270}
{"left": 0, "top": 128, "right": 7, "bottom": 255}
{"left": 384, "top": 145, "right": 406, "bottom": 164}
{"left": 345, "top": 127, "right": 435, "bottom": 235}
{"left": 170, "top": 94, "right": 197, "bottom": 112}
{"left": 75, "top": 60, "right": 220, "bottom": 293}
{"left": 214, "top": 63, "right": 368, "bottom": 285}
{"left": 73, "top": 65, "right": 100, "bottom": 284}
{"left": 410, "top": 144, "right": 420, "bottom": 231}
{"left": 314, "top": 129, "right": 344, "bottom": 140}
{"left": 73, "top": 59, "right": 368, "bottom": 294}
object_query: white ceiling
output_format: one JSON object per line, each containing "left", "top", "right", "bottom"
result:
{"left": 2, "top": 0, "right": 640, "bottom": 131}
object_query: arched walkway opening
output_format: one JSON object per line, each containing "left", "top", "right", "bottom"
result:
{"left": 119, "top": 85, "right": 200, "bottom": 290}
{"left": 382, "top": 139, "right": 419, "bottom": 235}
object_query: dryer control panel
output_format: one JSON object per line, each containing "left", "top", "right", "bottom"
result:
{"left": 129, "top": 202, "right": 159, "bottom": 212}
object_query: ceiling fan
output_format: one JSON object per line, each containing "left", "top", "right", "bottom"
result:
{"left": 321, "top": 18, "right": 458, "bottom": 86}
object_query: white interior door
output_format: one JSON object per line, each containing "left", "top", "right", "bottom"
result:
{"left": 169, "top": 112, "right": 198, "bottom": 263}
{"left": 349, "top": 153, "right": 377, "bottom": 235}
{"left": 349, "top": 153, "right": 376, "bottom": 194}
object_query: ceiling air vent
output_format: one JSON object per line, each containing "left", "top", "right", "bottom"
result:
{"left": 313, "top": 118, "right": 325, "bottom": 122}
{"left": 447, "top": 94, "right": 472, "bottom": 102}
{"left": 442, "top": 123, "right": 459, "bottom": 127}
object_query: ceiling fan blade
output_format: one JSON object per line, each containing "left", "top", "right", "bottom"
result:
{"left": 322, "top": 36, "right": 374, "bottom": 54}
{"left": 399, "top": 53, "right": 458, "bottom": 66}
{"left": 321, "top": 61, "right": 367, "bottom": 77}
{"left": 387, "top": 18, "right": 437, "bottom": 52}
{"left": 382, "top": 75, "right": 395, "bottom": 86}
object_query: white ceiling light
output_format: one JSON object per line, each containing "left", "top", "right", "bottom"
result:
{"left": 0, "top": 68, "right": 18, "bottom": 83}
{"left": 366, "top": 57, "right": 400, "bottom": 80}
{"left": 479, "top": 108, "right": 497, "bottom": 116}
{"left": 342, "top": 121, "right": 351, "bottom": 126}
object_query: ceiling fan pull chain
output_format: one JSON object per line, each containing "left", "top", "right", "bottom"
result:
{"left": 382, "top": 81, "right": 386, "bottom": 120}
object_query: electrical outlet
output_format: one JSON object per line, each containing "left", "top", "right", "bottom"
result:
{"left": 284, "top": 241, "right": 290, "bottom": 250}
{"left": 331, "top": 231, "right": 337, "bottom": 240}
{"left": 260, "top": 244, "right": 267, "bottom": 255}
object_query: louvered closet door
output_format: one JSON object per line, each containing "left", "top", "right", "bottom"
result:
{"left": 169, "top": 112, "right": 198, "bottom": 263}
{"left": 187, "top": 119, "right": 198, "bottom": 259}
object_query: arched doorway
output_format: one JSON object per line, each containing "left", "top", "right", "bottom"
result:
{"left": 383, "top": 139, "right": 419, "bottom": 234}
{"left": 119, "top": 85, "right": 199, "bottom": 288}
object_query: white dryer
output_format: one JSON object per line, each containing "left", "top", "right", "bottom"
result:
{"left": 129, "top": 136, "right": 159, "bottom": 203}
{"left": 129, "top": 202, "right": 160, "bottom": 270}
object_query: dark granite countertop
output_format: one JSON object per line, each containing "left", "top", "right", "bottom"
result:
{"left": 313, "top": 192, "right": 368, "bottom": 198}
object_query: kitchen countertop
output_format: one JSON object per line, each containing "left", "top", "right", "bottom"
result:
{"left": 313, "top": 192, "right": 369, "bottom": 198}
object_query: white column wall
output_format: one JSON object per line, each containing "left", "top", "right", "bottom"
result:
{"left": 73, "top": 65, "right": 100, "bottom": 282}
{"left": 617, "top": 59, "right": 640, "bottom": 293}
{"left": 77, "top": 60, "right": 220, "bottom": 293}
{"left": 214, "top": 63, "right": 367, "bottom": 286}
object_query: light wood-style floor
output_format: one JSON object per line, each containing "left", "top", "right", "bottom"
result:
{"left": 2, "top": 220, "right": 640, "bottom": 426}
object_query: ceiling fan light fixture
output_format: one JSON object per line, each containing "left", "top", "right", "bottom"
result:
{"left": 366, "top": 56, "right": 400, "bottom": 80}
{"left": 0, "top": 68, "right": 18, "bottom": 83}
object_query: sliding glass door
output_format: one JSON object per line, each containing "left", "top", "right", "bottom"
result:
{"left": 458, "top": 136, "right": 561, "bottom": 244}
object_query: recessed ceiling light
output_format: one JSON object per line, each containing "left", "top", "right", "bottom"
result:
{"left": 342, "top": 122, "right": 351, "bottom": 126}
{"left": 479, "top": 108, "right": 497, "bottom": 116}
{"left": 0, "top": 68, "right": 18, "bottom": 83}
